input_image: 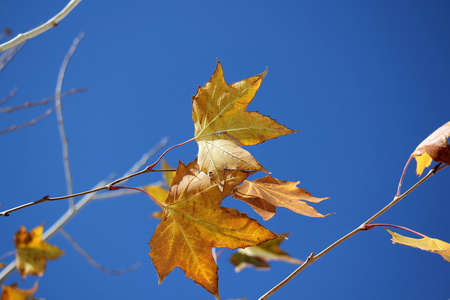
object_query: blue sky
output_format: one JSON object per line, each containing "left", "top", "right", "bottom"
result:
{"left": 1, "top": 1, "right": 449, "bottom": 299}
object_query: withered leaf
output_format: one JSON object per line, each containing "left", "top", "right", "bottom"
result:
{"left": 230, "top": 233, "right": 302, "bottom": 272}
{"left": 192, "top": 60, "right": 297, "bottom": 182}
{"left": 148, "top": 160, "right": 278, "bottom": 298}
{"left": 14, "top": 225, "right": 64, "bottom": 279}
{"left": 412, "top": 121, "right": 450, "bottom": 176}
{"left": 0, "top": 282, "right": 38, "bottom": 300}
{"left": 233, "top": 175, "right": 329, "bottom": 220}
{"left": 386, "top": 229, "right": 450, "bottom": 262}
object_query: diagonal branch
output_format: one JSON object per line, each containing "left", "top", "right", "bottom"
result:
{"left": 0, "top": 0, "right": 82, "bottom": 53}
{"left": 0, "top": 42, "right": 25, "bottom": 72}
{"left": 259, "top": 163, "right": 447, "bottom": 299}
{"left": 0, "top": 88, "right": 87, "bottom": 113}
{"left": 59, "top": 228, "right": 141, "bottom": 275}
{"left": 0, "top": 87, "right": 18, "bottom": 106}
{"left": 0, "top": 139, "right": 167, "bottom": 282}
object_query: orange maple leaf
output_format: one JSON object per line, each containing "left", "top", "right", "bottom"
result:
{"left": 386, "top": 229, "right": 450, "bottom": 262}
{"left": 148, "top": 160, "right": 278, "bottom": 298}
{"left": 233, "top": 175, "right": 329, "bottom": 220}
{"left": 192, "top": 60, "right": 297, "bottom": 183}
{"left": 14, "top": 225, "right": 64, "bottom": 279}
{"left": 0, "top": 282, "right": 38, "bottom": 300}
{"left": 412, "top": 121, "right": 450, "bottom": 176}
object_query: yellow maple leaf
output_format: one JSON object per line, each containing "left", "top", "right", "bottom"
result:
{"left": 14, "top": 225, "right": 64, "bottom": 279}
{"left": 230, "top": 233, "right": 302, "bottom": 272}
{"left": 386, "top": 229, "right": 450, "bottom": 262}
{"left": 148, "top": 160, "right": 278, "bottom": 298}
{"left": 233, "top": 175, "right": 329, "bottom": 220}
{"left": 412, "top": 121, "right": 450, "bottom": 176}
{"left": 0, "top": 282, "right": 38, "bottom": 300}
{"left": 192, "top": 60, "right": 297, "bottom": 182}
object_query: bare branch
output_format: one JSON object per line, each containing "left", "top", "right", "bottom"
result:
{"left": 55, "top": 32, "right": 85, "bottom": 209}
{"left": 0, "top": 107, "right": 55, "bottom": 135}
{"left": 0, "top": 87, "right": 18, "bottom": 106}
{"left": 0, "top": 137, "right": 169, "bottom": 216}
{"left": 259, "top": 163, "right": 448, "bottom": 299}
{"left": 0, "top": 0, "right": 82, "bottom": 53}
{"left": 0, "top": 42, "right": 25, "bottom": 72}
{"left": 59, "top": 228, "right": 141, "bottom": 275}
{"left": 0, "top": 88, "right": 87, "bottom": 113}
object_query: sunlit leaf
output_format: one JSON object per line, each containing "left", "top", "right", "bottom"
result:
{"left": 412, "top": 121, "right": 450, "bottom": 175}
{"left": 230, "top": 234, "right": 302, "bottom": 272}
{"left": 233, "top": 175, "right": 329, "bottom": 220}
{"left": 149, "top": 160, "right": 278, "bottom": 298}
{"left": 192, "top": 60, "right": 297, "bottom": 182}
{"left": 14, "top": 225, "right": 64, "bottom": 279}
{"left": 386, "top": 229, "right": 450, "bottom": 262}
{"left": 0, "top": 282, "right": 38, "bottom": 300}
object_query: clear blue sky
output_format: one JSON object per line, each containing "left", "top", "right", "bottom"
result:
{"left": 1, "top": 1, "right": 449, "bottom": 299}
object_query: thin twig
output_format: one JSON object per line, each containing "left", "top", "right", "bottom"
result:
{"left": 0, "top": 87, "right": 18, "bottom": 106}
{"left": 0, "top": 0, "right": 82, "bottom": 53}
{"left": 0, "top": 142, "right": 165, "bottom": 281}
{"left": 0, "top": 42, "right": 25, "bottom": 72}
{"left": 55, "top": 32, "right": 85, "bottom": 209}
{"left": 0, "top": 137, "right": 169, "bottom": 216}
{"left": 0, "top": 107, "right": 55, "bottom": 135}
{"left": 0, "top": 88, "right": 87, "bottom": 113}
{"left": 59, "top": 228, "right": 141, "bottom": 275}
{"left": 259, "top": 163, "right": 447, "bottom": 299}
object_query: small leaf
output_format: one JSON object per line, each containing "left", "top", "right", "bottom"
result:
{"left": 149, "top": 160, "right": 278, "bottom": 298}
{"left": 230, "top": 234, "right": 302, "bottom": 272}
{"left": 412, "top": 121, "right": 450, "bottom": 175}
{"left": 386, "top": 229, "right": 450, "bottom": 262}
{"left": 1, "top": 282, "right": 38, "bottom": 300}
{"left": 233, "top": 175, "right": 329, "bottom": 220}
{"left": 14, "top": 225, "right": 64, "bottom": 279}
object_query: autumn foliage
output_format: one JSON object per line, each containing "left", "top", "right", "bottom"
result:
{"left": 1, "top": 60, "right": 449, "bottom": 300}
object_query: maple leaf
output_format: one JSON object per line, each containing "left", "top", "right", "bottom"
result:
{"left": 0, "top": 282, "right": 38, "bottom": 300}
{"left": 412, "top": 121, "right": 450, "bottom": 176}
{"left": 192, "top": 60, "right": 298, "bottom": 182}
{"left": 386, "top": 229, "right": 450, "bottom": 262}
{"left": 14, "top": 225, "right": 64, "bottom": 279}
{"left": 232, "top": 175, "right": 329, "bottom": 220}
{"left": 148, "top": 160, "right": 278, "bottom": 298}
{"left": 230, "top": 233, "right": 302, "bottom": 272}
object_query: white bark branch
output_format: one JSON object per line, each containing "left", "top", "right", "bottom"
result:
{"left": 0, "top": 0, "right": 82, "bottom": 53}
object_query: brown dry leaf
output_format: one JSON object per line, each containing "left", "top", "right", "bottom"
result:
{"left": 14, "top": 225, "right": 64, "bottom": 279}
{"left": 386, "top": 229, "right": 450, "bottom": 262}
{"left": 230, "top": 233, "right": 302, "bottom": 272}
{"left": 149, "top": 160, "right": 278, "bottom": 298}
{"left": 233, "top": 175, "right": 329, "bottom": 220}
{"left": 192, "top": 60, "right": 297, "bottom": 182}
{"left": 0, "top": 282, "right": 38, "bottom": 300}
{"left": 412, "top": 121, "right": 450, "bottom": 176}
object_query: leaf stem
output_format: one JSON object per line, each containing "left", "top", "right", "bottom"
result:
{"left": 363, "top": 223, "right": 427, "bottom": 238}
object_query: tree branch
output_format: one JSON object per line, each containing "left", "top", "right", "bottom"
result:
{"left": 0, "top": 0, "right": 82, "bottom": 53}
{"left": 55, "top": 32, "right": 85, "bottom": 209}
{"left": 59, "top": 228, "right": 141, "bottom": 275}
{"left": 259, "top": 163, "right": 447, "bottom": 299}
